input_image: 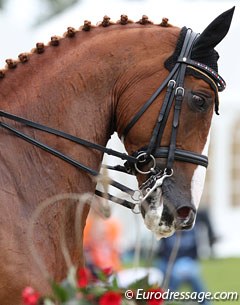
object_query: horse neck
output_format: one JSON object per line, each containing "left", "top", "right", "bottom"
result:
{"left": 1, "top": 28, "right": 123, "bottom": 147}
{"left": 1, "top": 24, "right": 181, "bottom": 167}
{"left": 1, "top": 24, "right": 179, "bottom": 137}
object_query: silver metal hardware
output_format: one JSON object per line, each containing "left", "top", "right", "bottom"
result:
{"left": 134, "top": 152, "right": 156, "bottom": 175}
{"left": 141, "top": 169, "right": 173, "bottom": 203}
{"left": 175, "top": 87, "right": 185, "bottom": 97}
{"left": 132, "top": 202, "right": 141, "bottom": 214}
{"left": 131, "top": 190, "right": 142, "bottom": 202}
{"left": 168, "top": 79, "right": 176, "bottom": 88}
{"left": 130, "top": 190, "right": 142, "bottom": 214}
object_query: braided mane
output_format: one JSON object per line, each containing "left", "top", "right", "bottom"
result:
{"left": 0, "top": 15, "right": 171, "bottom": 79}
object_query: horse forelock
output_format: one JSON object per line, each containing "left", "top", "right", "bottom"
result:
{"left": 0, "top": 15, "right": 172, "bottom": 79}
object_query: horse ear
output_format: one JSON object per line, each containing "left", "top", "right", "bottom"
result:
{"left": 192, "top": 7, "right": 235, "bottom": 57}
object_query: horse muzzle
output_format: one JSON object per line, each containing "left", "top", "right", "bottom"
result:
{"left": 140, "top": 175, "right": 196, "bottom": 239}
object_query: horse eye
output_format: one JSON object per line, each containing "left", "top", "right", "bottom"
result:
{"left": 192, "top": 94, "right": 205, "bottom": 107}
{"left": 188, "top": 92, "right": 211, "bottom": 112}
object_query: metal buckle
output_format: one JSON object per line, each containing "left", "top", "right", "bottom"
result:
{"left": 131, "top": 202, "right": 141, "bottom": 214}
{"left": 134, "top": 152, "right": 156, "bottom": 175}
{"left": 140, "top": 168, "right": 173, "bottom": 203}
{"left": 168, "top": 79, "right": 176, "bottom": 88}
{"left": 175, "top": 87, "right": 185, "bottom": 97}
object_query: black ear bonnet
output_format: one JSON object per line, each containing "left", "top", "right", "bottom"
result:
{"left": 165, "top": 27, "right": 219, "bottom": 73}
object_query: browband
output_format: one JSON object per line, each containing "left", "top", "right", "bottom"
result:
{"left": 178, "top": 58, "right": 226, "bottom": 92}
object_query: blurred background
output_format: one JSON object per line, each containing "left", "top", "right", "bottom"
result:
{"left": 1, "top": 1, "right": 239, "bottom": 304}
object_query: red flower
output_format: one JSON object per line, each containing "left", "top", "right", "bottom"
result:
{"left": 77, "top": 267, "right": 91, "bottom": 288}
{"left": 22, "top": 287, "right": 40, "bottom": 305}
{"left": 99, "top": 291, "right": 122, "bottom": 305}
{"left": 146, "top": 288, "right": 164, "bottom": 305}
{"left": 102, "top": 267, "right": 113, "bottom": 277}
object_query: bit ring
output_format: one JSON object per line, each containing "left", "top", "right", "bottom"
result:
{"left": 134, "top": 152, "right": 156, "bottom": 175}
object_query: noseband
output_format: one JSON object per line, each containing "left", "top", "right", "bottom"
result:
{"left": 0, "top": 29, "right": 226, "bottom": 211}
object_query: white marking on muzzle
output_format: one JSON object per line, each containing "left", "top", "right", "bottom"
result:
{"left": 144, "top": 188, "right": 163, "bottom": 237}
{"left": 143, "top": 188, "right": 175, "bottom": 239}
{"left": 191, "top": 132, "right": 211, "bottom": 209}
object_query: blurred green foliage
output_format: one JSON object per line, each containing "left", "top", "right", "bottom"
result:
{"left": 201, "top": 258, "right": 240, "bottom": 305}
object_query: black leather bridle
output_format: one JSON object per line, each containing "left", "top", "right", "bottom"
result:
{"left": 0, "top": 29, "right": 226, "bottom": 211}
{"left": 122, "top": 29, "right": 225, "bottom": 171}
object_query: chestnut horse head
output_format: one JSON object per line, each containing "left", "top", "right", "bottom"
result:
{"left": 116, "top": 8, "right": 234, "bottom": 238}
{"left": 0, "top": 8, "right": 234, "bottom": 305}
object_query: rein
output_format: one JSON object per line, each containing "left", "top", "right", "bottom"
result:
{"left": 0, "top": 111, "right": 138, "bottom": 210}
{"left": 0, "top": 29, "right": 226, "bottom": 211}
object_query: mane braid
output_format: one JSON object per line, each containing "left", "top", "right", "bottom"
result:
{"left": 0, "top": 15, "right": 171, "bottom": 79}
{"left": 18, "top": 53, "right": 29, "bottom": 63}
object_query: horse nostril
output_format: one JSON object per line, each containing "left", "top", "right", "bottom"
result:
{"left": 177, "top": 207, "right": 192, "bottom": 219}
{"left": 176, "top": 207, "right": 196, "bottom": 230}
